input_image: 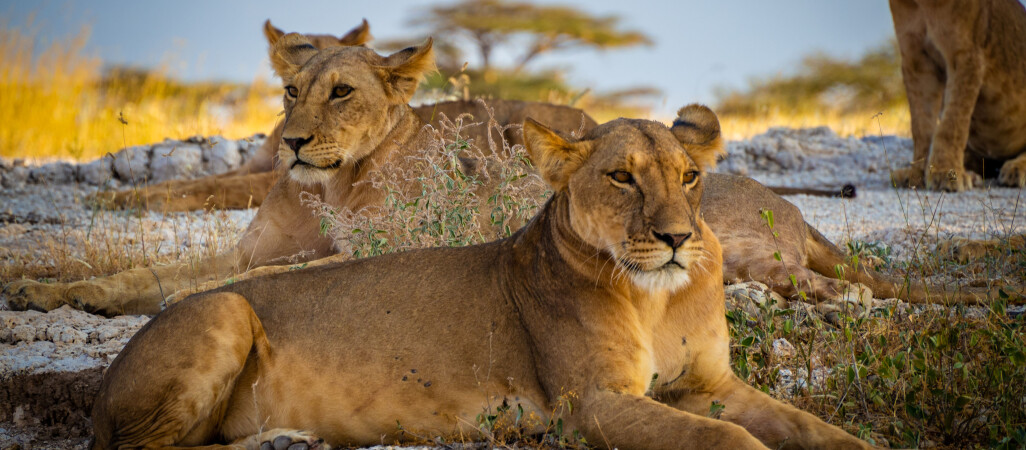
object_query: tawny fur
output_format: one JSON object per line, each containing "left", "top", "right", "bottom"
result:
{"left": 8, "top": 39, "right": 1006, "bottom": 318}
{"left": 90, "top": 110, "right": 871, "bottom": 450}
{"left": 889, "top": 0, "right": 1026, "bottom": 191}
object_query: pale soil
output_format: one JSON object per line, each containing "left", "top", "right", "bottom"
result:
{"left": 1, "top": 127, "right": 1023, "bottom": 448}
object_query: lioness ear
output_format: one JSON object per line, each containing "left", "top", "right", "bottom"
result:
{"left": 670, "top": 104, "right": 724, "bottom": 171}
{"left": 263, "top": 19, "right": 285, "bottom": 46}
{"left": 270, "top": 33, "right": 319, "bottom": 81}
{"left": 376, "top": 38, "right": 435, "bottom": 103}
{"left": 523, "top": 118, "right": 593, "bottom": 190}
{"left": 339, "top": 19, "right": 372, "bottom": 46}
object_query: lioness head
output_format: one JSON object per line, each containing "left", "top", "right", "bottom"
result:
{"left": 269, "top": 33, "right": 435, "bottom": 184}
{"left": 524, "top": 105, "right": 724, "bottom": 292}
{"left": 263, "top": 19, "right": 372, "bottom": 51}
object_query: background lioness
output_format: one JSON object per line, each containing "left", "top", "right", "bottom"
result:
{"left": 100, "top": 20, "right": 597, "bottom": 212}
{"left": 91, "top": 106, "right": 871, "bottom": 450}
{"left": 889, "top": 0, "right": 1026, "bottom": 191}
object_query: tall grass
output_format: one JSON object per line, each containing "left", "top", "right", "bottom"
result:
{"left": 0, "top": 23, "right": 279, "bottom": 161}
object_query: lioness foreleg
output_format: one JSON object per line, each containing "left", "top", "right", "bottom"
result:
{"left": 570, "top": 389, "right": 768, "bottom": 449}
{"left": 663, "top": 375, "right": 872, "bottom": 449}
{"left": 5, "top": 251, "right": 241, "bottom": 316}
{"left": 889, "top": 0, "right": 944, "bottom": 188}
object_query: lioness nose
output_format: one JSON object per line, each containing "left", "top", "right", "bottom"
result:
{"left": 283, "top": 136, "right": 312, "bottom": 153}
{"left": 653, "top": 231, "right": 692, "bottom": 249}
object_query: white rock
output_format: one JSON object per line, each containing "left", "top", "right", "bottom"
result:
{"left": 78, "top": 157, "right": 115, "bottom": 185}
{"left": 771, "top": 338, "right": 796, "bottom": 358}
{"left": 1, "top": 166, "right": 29, "bottom": 188}
{"left": 12, "top": 324, "right": 35, "bottom": 343}
{"left": 29, "top": 162, "right": 76, "bottom": 184}
{"left": 203, "top": 136, "right": 241, "bottom": 174}
{"left": 112, "top": 145, "right": 151, "bottom": 183}
{"left": 149, "top": 141, "right": 203, "bottom": 182}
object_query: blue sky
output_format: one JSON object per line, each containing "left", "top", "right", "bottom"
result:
{"left": 3, "top": 0, "right": 898, "bottom": 116}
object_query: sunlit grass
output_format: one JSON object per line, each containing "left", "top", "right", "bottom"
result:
{"left": 0, "top": 23, "right": 280, "bottom": 161}
{"left": 719, "top": 105, "right": 911, "bottom": 140}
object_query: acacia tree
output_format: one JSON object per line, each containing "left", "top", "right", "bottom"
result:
{"left": 414, "top": 0, "right": 651, "bottom": 72}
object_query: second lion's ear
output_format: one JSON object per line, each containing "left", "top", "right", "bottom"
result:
{"left": 339, "top": 19, "right": 372, "bottom": 46}
{"left": 670, "top": 103, "right": 724, "bottom": 171}
{"left": 270, "top": 33, "right": 319, "bottom": 81}
{"left": 375, "top": 38, "right": 436, "bottom": 103}
{"left": 264, "top": 19, "right": 285, "bottom": 46}
{"left": 523, "top": 118, "right": 593, "bottom": 191}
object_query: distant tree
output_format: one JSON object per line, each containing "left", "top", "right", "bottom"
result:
{"left": 715, "top": 41, "right": 906, "bottom": 115}
{"left": 414, "top": 0, "right": 651, "bottom": 72}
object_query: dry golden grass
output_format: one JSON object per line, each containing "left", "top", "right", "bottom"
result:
{"left": 0, "top": 24, "right": 279, "bottom": 161}
{"left": 718, "top": 105, "right": 912, "bottom": 140}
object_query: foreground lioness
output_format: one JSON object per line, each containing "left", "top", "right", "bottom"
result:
{"left": 889, "top": 0, "right": 1026, "bottom": 191}
{"left": 91, "top": 110, "right": 870, "bottom": 450}
{"left": 6, "top": 34, "right": 998, "bottom": 317}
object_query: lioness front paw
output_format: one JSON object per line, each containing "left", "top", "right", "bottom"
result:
{"left": 244, "top": 429, "right": 328, "bottom": 450}
{"left": 3, "top": 279, "right": 71, "bottom": 312}
{"left": 999, "top": 157, "right": 1026, "bottom": 187}
{"left": 889, "top": 166, "right": 925, "bottom": 188}
{"left": 936, "top": 237, "right": 990, "bottom": 263}
{"left": 926, "top": 166, "right": 980, "bottom": 191}
{"left": 89, "top": 188, "right": 167, "bottom": 211}
{"left": 815, "top": 282, "right": 873, "bottom": 320}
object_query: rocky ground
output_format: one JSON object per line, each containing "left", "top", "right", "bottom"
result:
{"left": 1, "top": 127, "right": 1023, "bottom": 448}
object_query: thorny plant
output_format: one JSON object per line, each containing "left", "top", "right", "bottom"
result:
{"left": 306, "top": 102, "right": 550, "bottom": 259}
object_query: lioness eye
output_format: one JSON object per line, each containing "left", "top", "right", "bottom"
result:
{"left": 682, "top": 170, "right": 699, "bottom": 185}
{"left": 609, "top": 170, "right": 634, "bottom": 184}
{"left": 331, "top": 85, "right": 354, "bottom": 99}
{"left": 285, "top": 86, "right": 298, "bottom": 98}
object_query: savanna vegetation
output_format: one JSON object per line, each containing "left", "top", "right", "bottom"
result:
{"left": 6, "top": 1, "right": 1026, "bottom": 448}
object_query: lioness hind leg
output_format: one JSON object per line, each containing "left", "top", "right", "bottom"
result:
{"left": 760, "top": 264, "right": 873, "bottom": 316}
{"left": 92, "top": 292, "right": 271, "bottom": 448}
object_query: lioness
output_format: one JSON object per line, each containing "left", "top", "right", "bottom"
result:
{"left": 90, "top": 107, "right": 871, "bottom": 450}
{"left": 889, "top": 0, "right": 1026, "bottom": 191}
{"left": 101, "top": 20, "right": 597, "bottom": 212}
{"left": 6, "top": 34, "right": 998, "bottom": 317}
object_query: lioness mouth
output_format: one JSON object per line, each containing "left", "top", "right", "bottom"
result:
{"left": 291, "top": 159, "right": 345, "bottom": 170}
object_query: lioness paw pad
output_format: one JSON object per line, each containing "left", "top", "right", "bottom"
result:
{"left": 999, "top": 158, "right": 1026, "bottom": 187}
{"left": 252, "top": 429, "right": 328, "bottom": 450}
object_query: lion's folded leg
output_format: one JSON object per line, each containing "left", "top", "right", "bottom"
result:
{"left": 92, "top": 293, "right": 271, "bottom": 449}
{"left": 662, "top": 375, "right": 871, "bottom": 449}
{"left": 4, "top": 251, "right": 242, "bottom": 316}
{"left": 569, "top": 389, "right": 767, "bottom": 449}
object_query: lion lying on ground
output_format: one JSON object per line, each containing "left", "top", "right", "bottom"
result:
{"left": 90, "top": 107, "right": 871, "bottom": 450}
{"left": 100, "top": 20, "right": 598, "bottom": 212}
{"left": 6, "top": 34, "right": 1003, "bottom": 317}
{"left": 889, "top": 0, "right": 1026, "bottom": 191}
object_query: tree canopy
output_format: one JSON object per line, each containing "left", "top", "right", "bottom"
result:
{"left": 414, "top": 0, "right": 651, "bottom": 72}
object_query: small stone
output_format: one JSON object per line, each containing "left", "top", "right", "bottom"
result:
{"left": 11, "top": 325, "right": 35, "bottom": 343}
{"left": 112, "top": 145, "right": 152, "bottom": 183}
{"left": 78, "top": 157, "right": 115, "bottom": 185}
{"left": 150, "top": 142, "right": 203, "bottom": 182}
{"left": 203, "top": 136, "right": 241, "bottom": 174}
{"left": 28, "top": 162, "right": 76, "bottom": 184}
{"left": 2, "top": 166, "right": 29, "bottom": 188}
{"left": 771, "top": 338, "right": 795, "bottom": 358}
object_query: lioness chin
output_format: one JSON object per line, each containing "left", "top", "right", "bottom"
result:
{"left": 91, "top": 107, "right": 871, "bottom": 450}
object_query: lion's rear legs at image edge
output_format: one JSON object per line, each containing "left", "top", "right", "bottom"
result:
{"left": 89, "top": 292, "right": 318, "bottom": 449}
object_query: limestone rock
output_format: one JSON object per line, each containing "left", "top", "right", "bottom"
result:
{"left": 203, "top": 136, "right": 241, "bottom": 174}
{"left": 149, "top": 141, "right": 203, "bottom": 182}
{"left": 111, "top": 145, "right": 151, "bottom": 183}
